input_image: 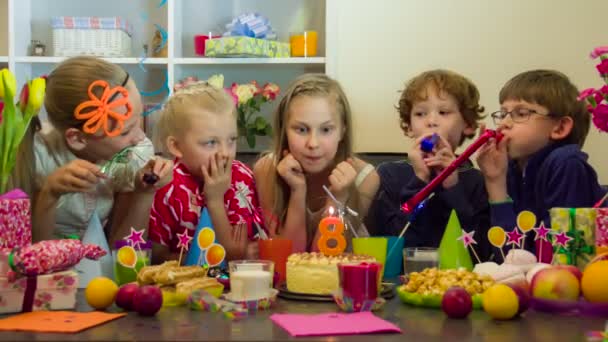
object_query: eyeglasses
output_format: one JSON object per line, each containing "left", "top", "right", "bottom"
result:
{"left": 490, "top": 108, "right": 552, "bottom": 125}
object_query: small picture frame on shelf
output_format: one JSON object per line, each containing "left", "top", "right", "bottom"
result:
{"left": 30, "top": 40, "right": 46, "bottom": 56}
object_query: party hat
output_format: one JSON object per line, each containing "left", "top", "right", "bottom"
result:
{"left": 438, "top": 210, "right": 473, "bottom": 270}
{"left": 184, "top": 208, "right": 226, "bottom": 267}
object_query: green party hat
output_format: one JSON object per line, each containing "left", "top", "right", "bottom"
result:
{"left": 438, "top": 210, "right": 473, "bottom": 270}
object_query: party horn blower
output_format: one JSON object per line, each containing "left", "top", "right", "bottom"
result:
{"left": 402, "top": 129, "right": 503, "bottom": 214}
{"left": 386, "top": 193, "right": 435, "bottom": 260}
{"left": 438, "top": 210, "right": 473, "bottom": 271}
{"left": 487, "top": 226, "right": 507, "bottom": 261}
{"left": 516, "top": 211, "right": 536, "bottom": 250}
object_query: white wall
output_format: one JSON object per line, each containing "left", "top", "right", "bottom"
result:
{"left": 333, "top": 0, "right": 608, "bottom": 183}
{"left": 0, "top": 0, "right": 7, "bottom": 55}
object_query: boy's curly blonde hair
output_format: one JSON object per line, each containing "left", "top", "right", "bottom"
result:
{"left": 397, "top": 69, "right": 485, "bottom": 146}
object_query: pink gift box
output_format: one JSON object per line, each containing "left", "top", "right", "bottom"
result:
{"left": 0, "top": 249, "right": 9, "bottom": 276}
{"left": 0, "top": 189, "right": 32, "bottom": 249}
{"left": 0, "top": 270, "right": 78, "bottom": 314}
{"left": 596, "top": 208, "right": 608, "bottom": 252}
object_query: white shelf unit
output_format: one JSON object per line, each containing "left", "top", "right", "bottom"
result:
{"left": 5, "top": 0, "right": 334, "bottom": 150}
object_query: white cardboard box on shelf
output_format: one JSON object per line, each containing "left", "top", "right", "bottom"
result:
{"left": 51, "top": 17, "right": 133, "bottom": 57}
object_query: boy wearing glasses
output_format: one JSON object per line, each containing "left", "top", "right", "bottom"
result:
{"left": 477, "top": 69, "right": 606, "bottom": 262}
{"left": 367, "top": 69, "right": 492, "bottom": 262}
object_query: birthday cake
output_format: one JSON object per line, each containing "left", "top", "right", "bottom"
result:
{"left": 286, "top": 252, "right": 376, "bottom": 295}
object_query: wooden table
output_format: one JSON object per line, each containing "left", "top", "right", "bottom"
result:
{"left": 0, "top": 290, "right": 605, "bottom": 341}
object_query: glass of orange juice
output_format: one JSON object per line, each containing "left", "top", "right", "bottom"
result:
{"left": 290, "top": 31, "right": 318, "bottom": 57}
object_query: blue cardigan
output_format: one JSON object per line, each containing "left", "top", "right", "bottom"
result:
{"left": 366, "top": 157, "right": 492, "bottom": 262}
{"left": 491, "top": 143, "right": 606, "bottom": 252}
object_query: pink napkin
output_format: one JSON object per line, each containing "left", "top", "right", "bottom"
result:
{"left": 270, "top": 312, "right": 402, "bottom": 337}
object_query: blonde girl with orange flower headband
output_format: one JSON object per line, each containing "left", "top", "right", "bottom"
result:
{"left": 19, "top": 56, "right": 173, "bottom": 247}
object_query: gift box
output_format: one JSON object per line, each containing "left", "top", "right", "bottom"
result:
{"left": 205, "top": 36, "right": 290, "bottom": 58}
{"left": 0, "top": 270, "right": 78, "bottom": 314}
{"left": 595, "top": 208, "right": 608, "bottom": 254}
{"left": 550, "top": 208, "right": 596, "bottom": 268}
{"left": 0, "top": 189, "right": 32, "bottom": 250}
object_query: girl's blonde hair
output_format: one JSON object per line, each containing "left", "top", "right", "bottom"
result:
{"left": 267, "top": 74, "right": 355, "bottom": 245}
{"left": 155, "top": 81, "right": 236, "bottom": 154}
{"left": 9, "top": 56, "right": 128, "bottom": 196}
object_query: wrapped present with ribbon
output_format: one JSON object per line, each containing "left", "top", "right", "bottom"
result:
{"left": 205, "top": 36, "right": 290, "bottom": 58}
{"left": 595, "top": 208, "right": 608, "bottom": 254}
{"left": 0, "top": 270, "right": 78, "bottom": 314}
{"left": 8, "top": 239, "right": 106, "bottom": 281}
{"left": 0, "top": 189, "right": 32, "bottom": 250}
{"left": 549, "top": 208, "right": 596, "bottom": 268}
{"left": 223, "top": 13, "right": 276, "bottom": 40}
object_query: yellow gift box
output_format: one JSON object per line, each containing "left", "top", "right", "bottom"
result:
{"left": 205, "top": 36, "right": 290, "bottom": 58}
{"left": 549, "top": 208, "right": 596, "bottom": 269}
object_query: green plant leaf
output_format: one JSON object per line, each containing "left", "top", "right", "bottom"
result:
{"left": 254, "top": 116, "right": 267, "bottom": 131}
{"left": 246, "top": 128, "right": 256, "bottom": 148}
{"left": 264, "top": 124, "right": 273, "bottom": 136}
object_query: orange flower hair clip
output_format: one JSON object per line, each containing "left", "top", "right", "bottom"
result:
{"left": 74, "top": 80, "right": 133, "bottom": 137}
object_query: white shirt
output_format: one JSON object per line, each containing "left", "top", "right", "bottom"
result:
{"left": 34, "top": 132, "right": 154, "bottom": 239}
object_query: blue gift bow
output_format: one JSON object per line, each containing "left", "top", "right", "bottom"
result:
{"left": 224, "top": 13, "right": 275, "bottom": 39}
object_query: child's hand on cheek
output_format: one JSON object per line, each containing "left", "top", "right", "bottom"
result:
{"left": 202, "top": 153, "right": 233, "bottom": 204}
{"left": 135, "top": 157, "right": 173, "bottom": 193}
{"left": 329, "top": 158, "right": 357, "bottom": 203}
{"left": 424, "top": 136, "right": 458, "bottom": 189}
{"left": 44, "top": 160, "right": 105, "bottom": 198}
{"left": 277, "top": 150, "right": 306, "bottom": 191}
{"left": 409, "top": 136, "right": 432, "bottom": 183}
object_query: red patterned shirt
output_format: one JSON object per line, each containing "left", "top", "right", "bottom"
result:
{"left": 149, "top": 160, "right": 267, "bottom": 252}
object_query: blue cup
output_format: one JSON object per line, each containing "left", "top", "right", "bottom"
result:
{"left": 383, "top": 236, "right": 405, "bottom": 279}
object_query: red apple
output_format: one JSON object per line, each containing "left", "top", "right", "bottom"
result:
{"left": 510, "top": 285, "right": 530, "bottom": 315}
{"left": 441, "top": 287, "right": 472, "bottom": 319}
{"left": 556, "top": 265, "right": 582, "bottom": 282}
{"left": 133, "top": 285, "right": 163, "bottom": 316}
{"left": 115, "top": 283, "right": 139, "bottom": 311}
{"left": 530, "top": 267, "right": 580, "bottom": 301}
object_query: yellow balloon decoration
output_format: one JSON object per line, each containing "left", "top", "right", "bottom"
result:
{"left": 487, "top": 226, "right": 506, "bottom": 248}
{"left": 517, "top": 211, "right": 537, "bottom": 232}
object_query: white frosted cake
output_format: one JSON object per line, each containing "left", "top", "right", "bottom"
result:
{"left": 286, "top": 252, "right": 376, "bottom": 295}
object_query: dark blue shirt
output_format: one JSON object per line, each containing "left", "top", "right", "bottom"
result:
{"left": 491, "top": 143, "right": 606, "bottom": 251}
{"left": 366, "top": 157, "right": 492, "bottom": 262}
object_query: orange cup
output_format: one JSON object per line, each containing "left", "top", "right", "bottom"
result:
{"left": 290, "top": 31, "right": 318, "bottom": 57}
{"left": 258, "top": 238, "right": 293, "bottom": 285}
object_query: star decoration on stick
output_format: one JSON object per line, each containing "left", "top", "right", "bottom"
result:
{"left": 457, "top": 230, "right": 477, "bottom": 247}
{"left": 177, "top": 231, "right": 193, "bottom": 251}
{"left": 506, "top": 228, "right": 524, "bottom": 247}
{"left": 533, "top": 223, "right": 551, "bottom": 241}
{"left": 553, "top": 231, "right": 573, "bottom": 248}
{"left": 125, "top": 227, "right": 146, "bottom": 249}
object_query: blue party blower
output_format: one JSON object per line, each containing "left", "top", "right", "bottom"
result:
{"left": 420, "top": 133, "right": 439, "bottom": 153}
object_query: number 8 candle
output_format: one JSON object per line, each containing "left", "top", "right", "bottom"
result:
{"left": 318, "top": 208, "right": 347, "bottom": 256}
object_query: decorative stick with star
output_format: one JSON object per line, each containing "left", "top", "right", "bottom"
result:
{"left": 458, "top": 229, "right": 481, "bottom": 263}
{"left": 533, "top": 223, "right": 551, "bottom": 264}
{"left": 125, "top": 227, "right": 147, "bottom": 267}
{"left": 177, "top": 230, "right": 193, "bottom": 265}
{"left": 506, "top": 228, "right": 524, "bottom": 250}
{"left": 551, "top": 230, "right": 573, "bottom": 265}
